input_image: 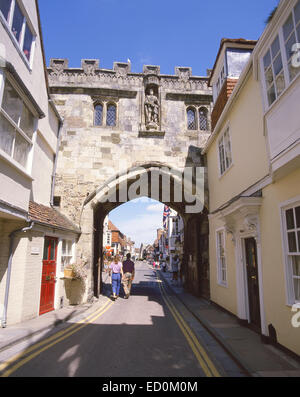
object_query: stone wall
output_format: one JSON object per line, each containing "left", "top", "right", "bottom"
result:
{"left": 48, "top": 60, "right": 213, "bottom": 297}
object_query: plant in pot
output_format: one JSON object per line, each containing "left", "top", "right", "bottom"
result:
{"left": 64, "top": 261, "right": 88, "bottom": 280}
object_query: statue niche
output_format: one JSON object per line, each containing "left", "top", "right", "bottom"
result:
{"left": 144, "top": 86, "right": 160, "bottom": 131}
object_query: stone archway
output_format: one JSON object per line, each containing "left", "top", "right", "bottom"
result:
{"left": 75, "top": 163, "right": 208, "bottom": 300}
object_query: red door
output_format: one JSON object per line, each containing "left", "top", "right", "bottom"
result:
{"left": 39, "top": 237, "right": 58, "bottom": 315}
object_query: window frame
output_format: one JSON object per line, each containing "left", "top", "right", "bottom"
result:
{"left": 94, "top": 102, "right": 103, "bottom": 126}
{"left": 260, "top": 0, "right": 300, "bottom": 111}
{"left": 216, "top": 228, "right": 228, "bottom": 287}
{"left": 106, "top": 102, "right": 117, "bottom": 127}
{"left": 218, "top": 125, "right": 233, "bottom": 177}
{"left": 0, "top": 0, "right": 36, "bottom": 69}
{"left": 186, "top": 105, "right": 210, "bottom": 132}
{"left": 280, "top": 198, "right": 300, "bottom": 305}
{"left": 199, "top": 107, "right": 208, "bottom": 131}
{"left": 187, "top": 106, "right": 197, "bottom": 130}
{"left": 61, "top": 239, "right": 74, "bottom": 271}
{"left": 0, "top": 73, "right": 37, "bottom": 173}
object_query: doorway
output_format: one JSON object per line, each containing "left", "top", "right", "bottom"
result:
{"left": 39, "top": 236, "right": 58, "bottom": 315}
{"left": 244, "top": 237, "right": 261, "bottom": 331}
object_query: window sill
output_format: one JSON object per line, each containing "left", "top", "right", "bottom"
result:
{"left": 0, "top": 149, "right": 33, "bottom": 180}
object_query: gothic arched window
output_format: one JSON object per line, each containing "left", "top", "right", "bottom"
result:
{"left": 94, "top": 104, "right": 103, "bottom": 126}
{"left": 187, "top": 107, "right": 196, "bottom": 130}
{"left": 106, "top": 103, "right": 117, "bottom": 126}
{"left": 199, "top": 107, "right": 208, "bottom": 131}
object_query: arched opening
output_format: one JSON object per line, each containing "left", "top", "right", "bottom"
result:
{"left": 78, "top": 163, "right": 209, "bottom": 301}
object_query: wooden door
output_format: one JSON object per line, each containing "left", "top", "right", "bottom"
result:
{"left": 39, "top": 237, "right": 58, "bottom": 315}
{"left": 245, "top": 237, "right": 261, "bottom": 330}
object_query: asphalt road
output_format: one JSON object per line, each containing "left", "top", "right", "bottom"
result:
{"left": 0, "top": 261, "right": 245, "bottom": 377}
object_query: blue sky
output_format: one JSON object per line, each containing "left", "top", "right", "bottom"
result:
{"left": 39, "top": 0, "right": 279, "bottom": 76}
{"left": 38, "top": 0, "right": 279, "bottom": 246}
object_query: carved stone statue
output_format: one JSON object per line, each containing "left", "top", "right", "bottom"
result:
{"left": 144, "top": 89, "right": 159, "bottom": 130}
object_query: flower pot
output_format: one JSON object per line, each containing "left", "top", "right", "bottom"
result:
{"left": 64, "top": 268, "right": 75, "bottom": 279}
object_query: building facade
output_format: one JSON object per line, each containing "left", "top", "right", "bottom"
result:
{"left": 205, "top": 0, "right": 300, "bottom": 356}
{"left": 0, "top": 0, "right": 80, "bottom": 327}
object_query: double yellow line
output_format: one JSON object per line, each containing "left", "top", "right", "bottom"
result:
{"left": 156, "top": 272, "right": 221, "bottom": 377}
{"left": 0, "top": 298, "right": 114, "bottom": 377}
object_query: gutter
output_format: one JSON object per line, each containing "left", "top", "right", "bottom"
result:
{"left": 1, "top": 222, "right": 35, "bottom": 328}
{"left": 50, "top": 115, "right": 64, "bottom": 207}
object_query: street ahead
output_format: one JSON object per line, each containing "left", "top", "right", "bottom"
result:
{"left": 0, "top": 261, "right": 245, "bottom": 377}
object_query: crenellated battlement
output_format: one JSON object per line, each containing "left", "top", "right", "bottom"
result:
{"left": 47, "top": 58, "right": 211, "bottom": 94}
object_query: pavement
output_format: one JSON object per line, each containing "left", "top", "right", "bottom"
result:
{"left": 158, "top": 267, "right": 300, "bottom": 377}
{"left": 0, "top": 265, "right": 299, "bottom": 377}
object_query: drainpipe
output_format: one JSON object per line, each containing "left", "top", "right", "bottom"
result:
{"left": 1, "top": 222, "right": 35, "bottom": 328}
{"left": 50, "top": 102, "right": 63, "bottom": 207}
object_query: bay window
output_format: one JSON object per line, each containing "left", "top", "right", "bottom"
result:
{"left": 0, "top": 0, "right": 35, "bottom": 65}
{"left": 0, "top": 78, "right": 35, "bottom": 169}
{"left": 261, "top": 0, "right": 300, "bottom": 108}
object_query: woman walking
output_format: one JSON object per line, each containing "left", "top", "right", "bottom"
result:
{"left": 109, "top": 255, "right": 123, "bottom": 301}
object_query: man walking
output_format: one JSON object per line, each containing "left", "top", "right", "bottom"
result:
{"left": 122, "top": 253, "right": 135, "bottom": 299}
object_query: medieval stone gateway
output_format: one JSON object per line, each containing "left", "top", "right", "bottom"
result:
{"left": 48, "top": 59, "right": 212, "bottom": 300}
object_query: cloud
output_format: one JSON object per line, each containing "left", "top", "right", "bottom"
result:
{"left": 114, "top": 212, "right": 163, "bottom": 247}
{"left": 146, "top": 203, "right": 164, "bottom": 212}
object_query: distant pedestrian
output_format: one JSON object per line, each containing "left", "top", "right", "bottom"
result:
{"left": 172, "top": 255, "right": 179, "bottom": 283}
{"left": 122, "top": 253, "right": 135, "bottom": 299}
{"left": 109, "top": 255, "right": 123, "bottom": 300}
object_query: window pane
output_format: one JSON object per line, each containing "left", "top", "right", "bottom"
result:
{"left": 199, "top": 108, "right": 208, "bottom": 130}
{"left": 224, "top": 130, "right": 232, "bottom": 168}
{"left": 271, "top": 36, "right": 280, "bottom": 59}
{"left": 267, "top": 85, "right": 276, "bottom": 106}
{"left": 288, "top": 232, "right": 297, "bottom": 252}
{"left": 297, "top": 23, "right": 300, "bottom": 43}
{"left": 43, "top": 239, "right": 50, "bottom": 260}
{"left": 295, "top": 206, "right": 300, "bottom": 228}
{"left": 0, "top": 113, "right": 15, "bottom": 155}
{"left": 286, "top": 208, "right": 295, "bottom": 230}
{"left": 275, "top": 72, "right": 285, "bottom": 97}
{"left": 106, "top": 104, "right": 116, "bottom": 126}
{"left": 273, "top": 54, "right": 283, "bottom": 76}
{"left": 298, "top": 231, "right": 300, "bottom": 252}
{"left": 294, "top": 278, "right": 300, "bottom": 301}
{"left": 294, "top": 0, "right": 300, "bottom": 25}
{"left": 62, "top": 240, "right": 66, "bottom": 255}
{"left": 265, "top": 67, "right": 274, "bottom": 87}
{"left": 13, "top": 133, "right": 30, "bottom": 167}
{"left": 219, "top": 142, "right": 225, "bottom": 174}
{"left": 12, "top": 1, "right": 24, "bottom": 43}
{"left": 2, "top": 80, "right": 23, "bottom": 124}
{"left": 19, "top": 103, "right": 34, "bottom": 138}
{"left": 94, "top": 104, "right": 103, "bottom": 126}
{"left": 285, "top": 31, "right": 296, "bottom": 61}
{"left": 50, "top": 240, "right": 56, "bottom": 260}
{"left": 0, "top": 0, "right": 12, "bottom": 21}
{"left": 263, "top": 50, "right": 271, "bottom": 70}
{"left": 293, "top": 256, "right": 300, "bottom": 276}
{"left": 187, "top": 108, "right": 196, "bottom": 130}
{"left": 283, "top": 14, "right": 294, "bottom": 41}
{"left": 288, "top": 60, "right": 300, "bottom": 81}
{"left": 23, "top": 24, "right": 33, "bottom": 61}
{"left": 67, "top": 241, "right": 72, "bottom": 255}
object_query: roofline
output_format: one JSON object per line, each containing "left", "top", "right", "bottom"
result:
{"left": 207, "top": 38, "right": 257, "bottom": 87}
{"left": 202, "top": 56, "right": 253, "bottom": 154}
